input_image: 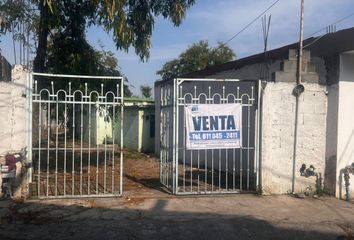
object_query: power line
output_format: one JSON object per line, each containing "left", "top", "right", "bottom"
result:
{"left": 306, "top": 12, "right": 354, "bottom": 38}
{"left": 303, "top": 12, "right": 354, "bottom": 49}
{"left": 224, "top": 0, "right": 280, "bottom": 45}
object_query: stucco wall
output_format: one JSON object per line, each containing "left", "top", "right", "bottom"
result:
{"left": 0, "top": 65, "right": 28, "bottom": 155}
{"left": 336, "top": 52, "right": 354, "bottom": 199}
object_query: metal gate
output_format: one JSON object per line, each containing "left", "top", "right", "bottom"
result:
{"left": 28, "top": 73, "right": 124, "bottom": 198}
{"left": 159, "top": 78, "right": 260, "bottom": 195}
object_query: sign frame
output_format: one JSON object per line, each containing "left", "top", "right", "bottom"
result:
{"left": 185, "top": 103, "right": 242, "bottom": 150}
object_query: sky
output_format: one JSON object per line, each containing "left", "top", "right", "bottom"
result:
{"left": 1, "top": 0, "right": 354, "bottom": 95}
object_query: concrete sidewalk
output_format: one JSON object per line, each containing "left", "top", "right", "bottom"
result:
{"left": 0, "top": 194, "right": 353, "bottom": 240}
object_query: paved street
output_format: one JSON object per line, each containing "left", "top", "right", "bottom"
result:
{"left": 0, "top": 192, "right": 353, "bottom": 240}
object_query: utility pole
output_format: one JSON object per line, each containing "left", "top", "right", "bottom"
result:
{"left": 297, "top": 0, "right": 305, "bottom": 85}
{"left": 292, "top": 0, "right": 305, "bottom": 194}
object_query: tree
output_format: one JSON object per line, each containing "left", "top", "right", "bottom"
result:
{"left": 140, "top": 85, "right": 152, "bottom": 99}
{"left": 33, "top": 0, "right": 132, "bottom": 96}
{"left": 0, "top": 0, "right": 196, "bottom": 73}
{"left": 157, "top": 40, "right": 235, "bottom": 80}
{"left": 47, "top": 38, "right": 133, "bottom": 97}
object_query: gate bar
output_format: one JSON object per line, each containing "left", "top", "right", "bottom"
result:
{"left": 173, "top": 78, "right": 177, "bottom": 194}
{"left": 120, "top": 81, "right": 124, "bottom": 195}
{"left": 27, "top": 72, "right": 33, "bottom": 186}
{"left": 255, "top": 80, "right": 261, "bottom": 188}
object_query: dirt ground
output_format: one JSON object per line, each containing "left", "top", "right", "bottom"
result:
{"left": 1, "top": 153, "right": 354, "bottom": 240}
{"left": 122, "top": 151, "right": 163, "bottom": 196}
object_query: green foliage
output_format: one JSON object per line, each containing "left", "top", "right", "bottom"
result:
{"left": 41, "top": 0, "right": 132, "bottom": 97}
{"left": 140, "top": 85, "right": 152, "bottom": 98}
{"left": 0, "top": 0, "right": 31, "bottom": 34}
{"left": 157, "top": 40, "right": 235, "bottom": 80}
{"left": 47, "top": 39, "right": 132, "bottom": 97}
{"left": 1, "top": 0, "right": 196, "bottom": 70}
{"left": 0, "top": 0, "right": 38, "bottom": 49}
{"left": 1, "top": 0, "right": 195, "bottom": 95}
{"left": 97, "top": 0, "right": 196, "bottom": 61}
{"left": 45, "top": 0, "right": 107, "bottom": 76}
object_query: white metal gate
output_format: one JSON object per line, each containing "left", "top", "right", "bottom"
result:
{"left": 159, "top": 78, "right": 260, "bottom": 195}
{"left": 28, "top": 73, "right": 124, "bottom": 198}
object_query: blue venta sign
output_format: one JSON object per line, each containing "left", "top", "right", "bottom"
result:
{"left": 185, "top": 104, "right": 242, "bottom": 149}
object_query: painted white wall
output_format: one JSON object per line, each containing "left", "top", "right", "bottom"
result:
{"left": 0, "top": 65, "right": 28, "bottom": 156}
{"left": 336, "top": 52, "right": 354, "bottom": 199}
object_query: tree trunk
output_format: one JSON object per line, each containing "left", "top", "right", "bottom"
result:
{"left": 33, "top": 0, "right": 49, "bottom": 73}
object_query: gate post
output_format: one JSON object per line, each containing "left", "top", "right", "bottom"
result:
{"left": 120, "top": 78, "right": 124, "bottom": 196}
{"left": 175, "top": 79, "right": 180, "bottom": 194}
{"left": 26, "top": 72, "right": 33, "bottom": 190}
{"left": 255, "top": 79, "right": 261, "bottom": 189}
{"left": 172, "top": 78, "right": 177, "bottom": 194}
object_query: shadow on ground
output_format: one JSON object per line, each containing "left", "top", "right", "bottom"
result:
{"left": 2, "top": 152, "right": 354, "bottom": 240}
{"left": 0, "top": 197, "right": 353, "bottom": 240}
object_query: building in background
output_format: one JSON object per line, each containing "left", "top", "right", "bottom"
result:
{"left": 118, "top": 98, "right": 155, "bottom": 153}
{"left": 83, "top": 98, "right": 155, "bottom": 153}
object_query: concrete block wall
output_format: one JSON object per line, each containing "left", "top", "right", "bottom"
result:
{"left": 261, "top": 49, "right": 327, "bottom": 194}
{"left": 261, "top": 82, "right": 327, "bottom": 194}
{"left": 261, "top": 82, "right": 295, "bottom": 193}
